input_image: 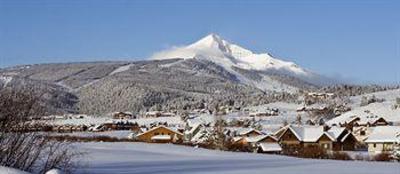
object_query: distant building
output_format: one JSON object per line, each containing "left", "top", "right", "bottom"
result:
{"left": 112, "top": 112, "right": 134, "bottom": 119}
{"left": 365, "top": 126, "right": 400, "bottom": 154}
{"left": 136, "top": 125, "right": 184, "bottom": 143}
{"left": 277, "top": 125, "right": 356, "bottom": 151}
{"left": 145, "top": 111, "right": 175, "bottom": 118}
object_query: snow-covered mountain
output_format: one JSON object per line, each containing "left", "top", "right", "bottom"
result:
{"left": 152, "top": 34, "right": 336, "bottom": 90}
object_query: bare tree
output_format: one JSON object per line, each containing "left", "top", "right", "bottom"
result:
{"left": 0, "top": 87, "right": 81, "bottom": 173}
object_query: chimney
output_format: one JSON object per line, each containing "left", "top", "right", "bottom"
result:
{"left": 323, "top": 125, "right": 330, "bottom": 132}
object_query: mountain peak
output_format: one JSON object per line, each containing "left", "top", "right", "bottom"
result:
{"left": 188, "top": 33, "right": 230, "bottom": 53}
{"left": 150, "top": 34, "right": 310, "bottom": 75}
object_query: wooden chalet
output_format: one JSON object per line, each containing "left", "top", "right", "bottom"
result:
{"left": 136, "top": 125, "right": 184, "bottom": 143}
{"left": 278, "top": 125, "right": 356, "bottom": 151}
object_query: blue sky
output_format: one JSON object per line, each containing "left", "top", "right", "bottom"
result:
{"left": 0, "top": 0, "right": 399, "bottom": 84}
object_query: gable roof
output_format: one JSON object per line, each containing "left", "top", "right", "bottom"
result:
{"left": 258, "top": 142, "right": 282, "bottom": 152}
{"left": 365, "top": 126, "right": 400, "bottom": 143}
{"left": 136, "top": 125, "right": 183, "bottom": 137}
{"left": 289, "top": 126, "right": 324, "bottom": 142}
{"left": 238, "top": 128, "right": 263, "bottom": 136}
{"left": 326, "top": 127, "right": 347, "bottom": 140}
{"left": 281, "top": 125, "right": 337, "bottom": 143}
{"left": 244, "top": 134, "right": 278, "bottom": 143}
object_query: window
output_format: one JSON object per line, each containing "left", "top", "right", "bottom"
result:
{"left": 155, "top": 132, "right": 159, "bottom": 135}
{"left": 360, "top": 131, "right": 366, "bottom": 136}
{"left": 322, "top": 143, "right": 330, "bottom": 149}
{"left": 373, "top": 143, "right": 376, "bottom": 148}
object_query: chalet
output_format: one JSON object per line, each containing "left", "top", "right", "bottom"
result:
{"left": 352, "top": 126, "right": 374, "bottom": 142}
{"left": 145, "top": 111, "right": 162, "bottom": 118}
{"left": 365, "top": 126, "right": 400, "bottom": 154}
{"left": 354, "top": 116, "right": 389, "bottom": 127}
{"left": 296, "top": 105, "right": 329, "bottom": 114}
{"left": 236, "top": 128, "right": 263, "bottom": 137}
{"left": 234, "top": 134, "right": 282, "bottom": 153}
{"left": 185, "top": 124, "right": 213, "bottom": 144}
{"left": 278, "top": 125, "right": 356, "bottom": 151}
{"left": 112, "top": 112, "right": 134, "bottom": 119}
{"left": 102, "top": 121, "right": 137, "bottom": 130}
{"left": 328, "top": 127, "right": 357, "bottom": 151}
{"left": 338, "top": 116, "right": 361, "bottom": 127}
{"left": 145, "top": 111, "right": 175, "bottom": 118}
{"left": 184, "top": 123, "right": 204, "bottom": 141}
{"left": 337, "top": 115, "right": 390, "bottom": 128}
{"left": 136, "top": 125, "right": 184, "bottom": 143}
{"left": 249, "top": 108, "right": 279, "bottom": 117}
{"left": 306, "top": 92, "right": 335, "bottom": 100}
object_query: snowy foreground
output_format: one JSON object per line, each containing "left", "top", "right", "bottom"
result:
{"left": 76, "top": 142, "right": 399, "bottom": 174}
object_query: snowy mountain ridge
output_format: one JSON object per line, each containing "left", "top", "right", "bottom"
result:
{"left": 152, "top": 34, "right": 310, "bottom": 75}
{"left": 151, "top": 34, "right": 336, "bottom": 88}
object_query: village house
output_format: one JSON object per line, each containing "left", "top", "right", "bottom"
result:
{"left": 136, "top": 125, "right": 184, "bottom": 143}
{"left": 249, "top": 108, "right": 279, "bottom": 117}
{"left": 339, "top": 114, "right": 390, "bottom": 127}
{"left": 235, "top": 128, "right": 264, "bottom": 137}
{"left": 277, "top": 125, "right": 357, "bottom": 151}
{"left": 306, "top": 92, "right": 335, "bottom": 99}
{"left": 145, "top": 111, "right": 176, "bottom": 118}
{"left": 296, "top": 104, "right": 330, "bottom": 115}
{"left": 234, "top": 134, "right": 282, "bottom": 154}
{"left": 364, "top": 126, "right": 400, "bottom": 154}
{"left": 112, "top": 112, "right": 135, "bottom": 119}
{"left": 185, "top": 124, "right": 213, "bottom": 144}
{"left": 354, "top": 116, "right": 389, "bottom": 127}
{"left": 184, "top": 123, "right": 204, "bottom": 141}
{"left": 102, "top": 121, "right": 137, "bottom": 130}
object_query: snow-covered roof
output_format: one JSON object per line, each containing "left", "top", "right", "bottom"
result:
{"left": 285, "top": 125, "right": 336, "bottom": 143}
{"left": 244, "top": 135, "right": 277, "bottom": 143}
{"left": 326, "top": 127, "right": 346, "bottom": 140}
{"left": 234, "top": 128, "right": 263, "bottom": 136}
{"left": 233, "top": 137, "right": 243, "bottom": 142}
{"left": 365, "top": 126, "right": 400, "bottom": 143}
{"left": 289, "top": 126, "right": 323, "bottom": 142}
{"left": 258, "top": 143, "right": 282, "bottom": 152}
{"left": 185, "top": 123, "right": 202, "bottom": 134}
{"left": 151, "top": 135, "right": 171, "bottom": 140}
{"left": 136, "top": 125, "right": 183, "bottom": 137}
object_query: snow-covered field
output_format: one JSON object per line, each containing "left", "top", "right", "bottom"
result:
{"left": 76, "top": 142, "right": 399, "bottom": 174}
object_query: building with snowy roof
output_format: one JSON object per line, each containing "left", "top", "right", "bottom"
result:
{"left": 278, "top": 125, "right": 357, "bottom": 151}
{"left": 364, "top": 126, "right": 400, "bottom": 154}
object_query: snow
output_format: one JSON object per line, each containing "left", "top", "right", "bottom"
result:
{"left": 0, "top": 166, "right": 30, "bottom": 174}
{"left": 327, "top": 89, "right": 400, "bottom": 126}
{"left": 365, "top": 126, "right": 400, "bottom": 143}
{"left": 244, "top": 135, "right": 276, "bottom": 143}
{"left": 288, "top": 126, "right": 326, "bottom": 142}
{"left": 259, "top": 142, "right": 282, "bottom": 152}
{"left": 53, "top": 130, "right": 132, "bottom": 139}
{"left": 326, "top": 127, "right": 346, "bottom": 140}
{"left": 151, "top": 34, "right": 308, "bottom": 75}
{"left": 149, "top": 34, "right": 324, "bottom": 92}
{"left": 245, "top": 102, "right": 305, "bottom": 131}
{"left": 45, "top": 169, "right": 63, "bottom": 174}
{"left": 0, "top": 75, "right": 13, "bottom": 87}
{"left": 109, "top": 64, "right": 133, "bottom": 75}
{"left": 75, "top": 142, "right": 400, "bottom": 174}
